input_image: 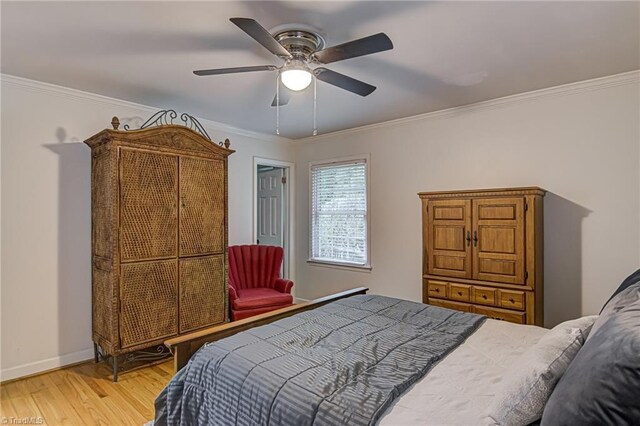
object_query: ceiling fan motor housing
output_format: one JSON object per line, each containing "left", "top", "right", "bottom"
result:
{"left": 274, "top": 30, "right": 325, "bottom": 60}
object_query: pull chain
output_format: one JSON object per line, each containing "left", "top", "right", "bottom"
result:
{"left": 276, "top": 73, "right": 280, "bottom": 135}
{"left": 313, "top": 75, "right": 318, "bottom": 136}
{"left": 275, "top": 72, "right": 318, "bottom": 136}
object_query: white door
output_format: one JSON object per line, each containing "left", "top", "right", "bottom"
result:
{"left": 257, "top": 168, "right": 284, "bottom": 247}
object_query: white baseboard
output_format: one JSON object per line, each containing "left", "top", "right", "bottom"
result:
{"left": 295, "top": 297, "right": 310, "bottom": 303}
{"left": 0, "top": 347, "right": 94, "bottom": 382}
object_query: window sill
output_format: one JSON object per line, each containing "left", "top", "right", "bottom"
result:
{"left": 306, "top": 259, "right": 372, "bottom": 272}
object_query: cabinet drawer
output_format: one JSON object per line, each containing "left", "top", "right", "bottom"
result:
{"left": 427, "top": 280, "right": 448, "bottom": 298}
{"left": 472, "top": 286, "right": 496, "bottom": 306}
{"left": 473, "top": 305, "right": 526, "bottom": 324}
{"left": 498, "top": 289, "right": 525, "bottom": 311}
{"left": 449, "top": 283, "right": 470, "bottom": 302}
{"left": 429, "top": 298, "right": 473, "bottom": 313}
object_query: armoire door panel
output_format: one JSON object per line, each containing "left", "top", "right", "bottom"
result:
{"left": 179, "top": 157, "right": 225, "bottom": 256}
{"left": 119, "top": 149, "right": 178, "bottom": 262}
{"left": 472, "top": 198, "right": 525, "bottom": 284}
{"left": 120, "top": 260, "right": 178, "bottom": 348}
{"left": 478, "top": 227, "right": 516, "bottom": 253}
{"left": 433, "top": 226, "right": 466, "bottom": 251}
{"left": 478, "top": 258, "right": 516, "bottom": 276}
{"left": 427, "top": 199, "right": 472, "bottom": 278}
{"left": 179, "top": 255, "right": 225, "bottom": 332}
{"left": 477, "top": 205, "right": 516, "bottom": 220}
{"left": 433, "top": 205, "right": 465, "bottom": 220}
{"left": 433, "top": 254, "right": 466, "bottom": 272}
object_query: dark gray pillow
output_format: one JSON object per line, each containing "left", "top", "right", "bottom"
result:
{"left": 600, "top": 268, "right": 640, "bottom": 313}
{"left": 540, "top": 278, "right": 640, "bottom": 425}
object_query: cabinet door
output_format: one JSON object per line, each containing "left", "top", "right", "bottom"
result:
{"left": 472, "top": 197, "right": 525, "bottom": 284}
{"left": 120, "top": 149, "right": 178, "bottom": 262}
{"left": 427, "top": 199, "right": 472, "bottom": 278}
{"left": 179, "top": 157, "right": 225, "bottom": 256}
{"left": 179, "top": 255, "right": 226, "bottom": 332}
{"left": 120, "top": 260, "right": 178, "bottom": 348}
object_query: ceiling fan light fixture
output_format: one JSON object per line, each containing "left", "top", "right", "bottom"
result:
{"left": 280, "top": 61, "right": 313, "bottom": 91}
{"left": 281, "top": 69, "right": 312, "bottom": 91}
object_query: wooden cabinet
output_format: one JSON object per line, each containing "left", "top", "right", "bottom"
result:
{"left": 420, "top": 188, "right": 545, "bottom": 325}
{"left": 86, "top": 118, "right": 234, "bottom": 380}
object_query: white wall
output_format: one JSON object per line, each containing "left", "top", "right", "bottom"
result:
{"left": 0, "top": 75, "right": 293, "bottom": 380}
{"left": 294, "top": 72, "right": 640, "bottom": 328}
{"left": 2, "top": 71, "right": 638, "bottom": 381}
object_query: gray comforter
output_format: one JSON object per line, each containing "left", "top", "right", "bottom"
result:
{"left": 155, "top": 294, "right": 485, "bottom": 426}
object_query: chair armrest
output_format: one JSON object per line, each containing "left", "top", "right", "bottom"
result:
{"left": 274, "top": 278, "right": 294, "bottom": 294}
{"left": 228, "top": 285, "right": 238, "bottom": 301}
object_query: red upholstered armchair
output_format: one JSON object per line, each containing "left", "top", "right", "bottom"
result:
{"left": 228, "top": 245, "right": 294, "bottom": 321}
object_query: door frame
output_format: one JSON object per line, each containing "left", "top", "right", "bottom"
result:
{"left": 252, "top": 157, "right": 295, "bottom": 286}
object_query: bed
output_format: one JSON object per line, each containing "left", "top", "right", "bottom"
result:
{"left": 154, "top": 270, "right": 640, "bottom": 426}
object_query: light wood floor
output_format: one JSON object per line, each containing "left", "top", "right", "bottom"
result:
{"left": 0, "top": 359, "right": 172, "bottom": 425}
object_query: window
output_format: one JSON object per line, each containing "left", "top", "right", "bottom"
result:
{"left": 309, "top": 157, "right": 369, "bottom": 268}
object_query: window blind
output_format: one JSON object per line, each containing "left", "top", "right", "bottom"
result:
{"left": 310, "top": 160, "right": 368, "bottom": 265}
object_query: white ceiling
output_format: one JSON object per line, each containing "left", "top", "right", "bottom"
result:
{"left": 2, "top": 1, "right": 639, "bottom": 139}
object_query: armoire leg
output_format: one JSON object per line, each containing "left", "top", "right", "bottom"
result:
{"left": 112, "top": 355, "right": 119, "bottom": 382}
{"left": 93, "top": 343, "right": 100, "bottom": 363}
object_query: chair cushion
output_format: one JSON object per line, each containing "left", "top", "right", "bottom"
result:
{"left": 233, "top": 288, "right": 293, "bottom": 310}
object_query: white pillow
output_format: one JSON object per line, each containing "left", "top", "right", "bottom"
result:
{"left": 484, "top": 315, "right": 598, "bottom": 426}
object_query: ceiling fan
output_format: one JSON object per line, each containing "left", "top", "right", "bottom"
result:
{"left": 194, "top": 18, "right": 394, "bottom": 106}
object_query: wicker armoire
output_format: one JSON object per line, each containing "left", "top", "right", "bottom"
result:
{"left": 85, "top": 115, "right": 234, "bottom": 381}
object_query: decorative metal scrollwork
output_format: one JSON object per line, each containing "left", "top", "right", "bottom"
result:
{"left": 124, "top": 109, "right": 177, "bottom": 131}
{"left": 123, "top": 109, "right": 214, "bottom": 142}
{"left": 180, "top": 112, "right": 212, "bottom": 141}
{"left": 122, "top": 345, "right": 172, "bottom": 365}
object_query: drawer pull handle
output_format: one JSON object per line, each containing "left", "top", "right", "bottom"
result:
{"left": 432, "top": 288, "right": 439, "bottom": 293}
{"left": 482, "top": 295, "right": 487, "bottom": 299}
{"left": 509, "top": 298, "right": 515, "bottom": 303}
{"left": 457, "top": 291, "right": 463, "bottom": 296}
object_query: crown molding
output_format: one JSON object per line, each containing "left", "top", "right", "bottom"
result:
{"left": 295, "top": 70, "right": 640, "bottom": 144}
{"left": 0, "top": 73, "right": 292, "bottom": 144}
{"left": 3, "top": 70, "right": 637, "bottom": 144}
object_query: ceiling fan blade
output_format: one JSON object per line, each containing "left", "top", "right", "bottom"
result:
{"left": 193, "top": 65, "right": 277, "bottom": 76}
{"left": 312, "top": 33, "right": 393, "bottom": 64}
{"left": 230, "top": 17, "right": 292, "bottom": 58}
{"left": 271, "top": 89, "right": 291, "bottom": 107}
{"left": 314, "top": 68, "right": 376, "bottom": 96}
